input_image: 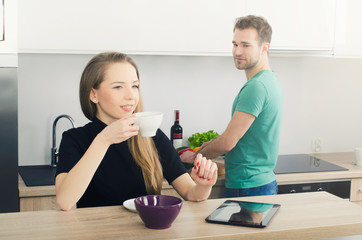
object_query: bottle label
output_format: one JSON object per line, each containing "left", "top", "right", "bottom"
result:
{"left": 173, "top": 139, "right": 183, "bottom": 149}
{"left": 172, "top": 133, "right": 182, "bottom": 139}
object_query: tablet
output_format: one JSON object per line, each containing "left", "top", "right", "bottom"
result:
{"left": 205, "top": 200, "right": 280, "bottom": 228}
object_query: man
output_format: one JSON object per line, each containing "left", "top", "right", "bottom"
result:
{"left": 181, "top": 15, "right": 283, "bottom": 197}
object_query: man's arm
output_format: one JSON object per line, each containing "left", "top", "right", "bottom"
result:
{"left": 180, "top": 110, "right": 256, "bottom": 162}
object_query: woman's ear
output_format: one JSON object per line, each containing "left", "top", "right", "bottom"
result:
{"left": 90, "top": 89, "right": 98, "bottom": 104}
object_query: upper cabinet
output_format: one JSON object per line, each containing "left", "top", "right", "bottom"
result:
{"left": 0, "top": 0, "right": 17, "bottom": 67}
{"left": 18, "top": 0, "right": 244, "bottom": 55}
{"left": 334, "top": 0, "right": 362, "bottom": 57}
{"left": 18, "top": 0, "right": 337, "bottom": 56}
{"left": 245, "top": 0, "right": 336, "bottom": 53}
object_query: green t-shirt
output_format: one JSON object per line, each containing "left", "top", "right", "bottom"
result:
{"left": 225, "top": 70, "right": 283, "bottom": 189}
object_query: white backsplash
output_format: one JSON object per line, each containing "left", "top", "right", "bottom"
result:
{"left": 18, "top": 54, "right": 362, "bottom": 165}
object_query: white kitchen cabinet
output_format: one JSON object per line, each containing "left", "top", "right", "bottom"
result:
{"left": 0, "top": 0, "right": 17, "bottom": 67}
{"left": 334, "top": 0, "right": 362, "bottom": 57}
{"left": 18, "top": 0, "right": 244, "bottom": 55}
{"left": 245, "top": 0, "right": 336, "bottom": 53}
{"left": 18, "top": 0, "right": 336, "bottom": 56}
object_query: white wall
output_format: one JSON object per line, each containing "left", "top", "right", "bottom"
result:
{"left": 18, "top": 54, "right": 362, "bottom": 165}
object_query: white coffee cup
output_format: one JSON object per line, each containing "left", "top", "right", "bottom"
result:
{"left": 355, "top": 147, "right": 362, "bottom": 166}
{"left": 135, "top": 112, "right": 163, "bottom": 137}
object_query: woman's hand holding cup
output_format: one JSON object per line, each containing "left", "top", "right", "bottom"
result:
{"left": 100, "top": 114, "right": 139, "bottom": 145}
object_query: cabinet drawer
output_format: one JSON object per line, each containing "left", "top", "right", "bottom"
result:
{"left": 350, "top": 178, "right": 362, "bottom": 202}
{"left": 20, "top": 196, "right": 76, "bottom": 212}
{"left": 20, "top": 196, "right": 59, "bottom": 212}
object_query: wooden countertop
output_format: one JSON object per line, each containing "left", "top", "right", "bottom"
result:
{"left": 2, "top": 192, "right": 362, "bottom": 239}
{"left": 19, "top": 152, "right": 362, "bottom": 198}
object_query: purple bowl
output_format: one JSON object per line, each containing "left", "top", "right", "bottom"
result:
{"left": 134, "top": 195, "right": 183, "bottom": 229}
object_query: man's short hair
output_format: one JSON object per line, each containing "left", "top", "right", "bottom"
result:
{"left": 234, "top": 15, "right": 272, "bottom": 45}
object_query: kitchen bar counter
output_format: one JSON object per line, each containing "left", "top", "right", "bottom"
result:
{"left": 19, "top": 152, "right": 362, "bottom": 211}
{"left": 2, "top": 192, "right": 362, "bottom": 240}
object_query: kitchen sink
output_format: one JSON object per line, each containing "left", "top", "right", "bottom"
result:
{"left": 18, "top": 165, "right": 57, "bottom": 186}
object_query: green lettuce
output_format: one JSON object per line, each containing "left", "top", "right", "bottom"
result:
{"left": 187, "top": 130, "right": 219, "bottom": 149}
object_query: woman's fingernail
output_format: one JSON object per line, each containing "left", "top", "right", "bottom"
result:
{"left": 196, "top": 162, "right": 200, "bottom": 166}
{"left": 194, "top": 165, "right": 197, "bottom": 170}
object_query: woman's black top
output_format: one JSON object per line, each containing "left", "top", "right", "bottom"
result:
{"left": 56, "top": 117, "right": 187, "bottom": 208}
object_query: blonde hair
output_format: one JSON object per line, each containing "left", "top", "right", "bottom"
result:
{"left": 79, "top": 52, "right": 163, "bottom": 194}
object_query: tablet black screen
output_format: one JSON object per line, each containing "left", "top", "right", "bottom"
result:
{"left": 205, "top": 200, "right": 280, "bottom": 228}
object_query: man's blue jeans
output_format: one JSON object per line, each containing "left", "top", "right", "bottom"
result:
{"left": 224, "top": 180, "right": 278, "bottom": 198}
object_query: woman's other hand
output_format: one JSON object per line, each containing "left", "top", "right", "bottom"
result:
{"left": 99, "top": 114, "right": 139, "bottom": 145}
{"left": 190, "top": 153, "right": 218, "bottom": 186}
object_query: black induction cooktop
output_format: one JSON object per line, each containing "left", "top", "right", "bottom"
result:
{"left": 274, "top": 154, "right": 348, "bottom": 174}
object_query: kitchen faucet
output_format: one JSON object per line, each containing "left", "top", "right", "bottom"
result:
{"left": 51, "top": 114, "right": 76, "bottom": 167}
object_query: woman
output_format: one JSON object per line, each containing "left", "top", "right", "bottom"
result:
{"left": 55, "top": 52, "right": 218, "bottom": 211}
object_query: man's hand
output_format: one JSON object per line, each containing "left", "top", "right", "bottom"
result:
{"left": 180, "top": 150, "right": 195, "bottom": 164}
